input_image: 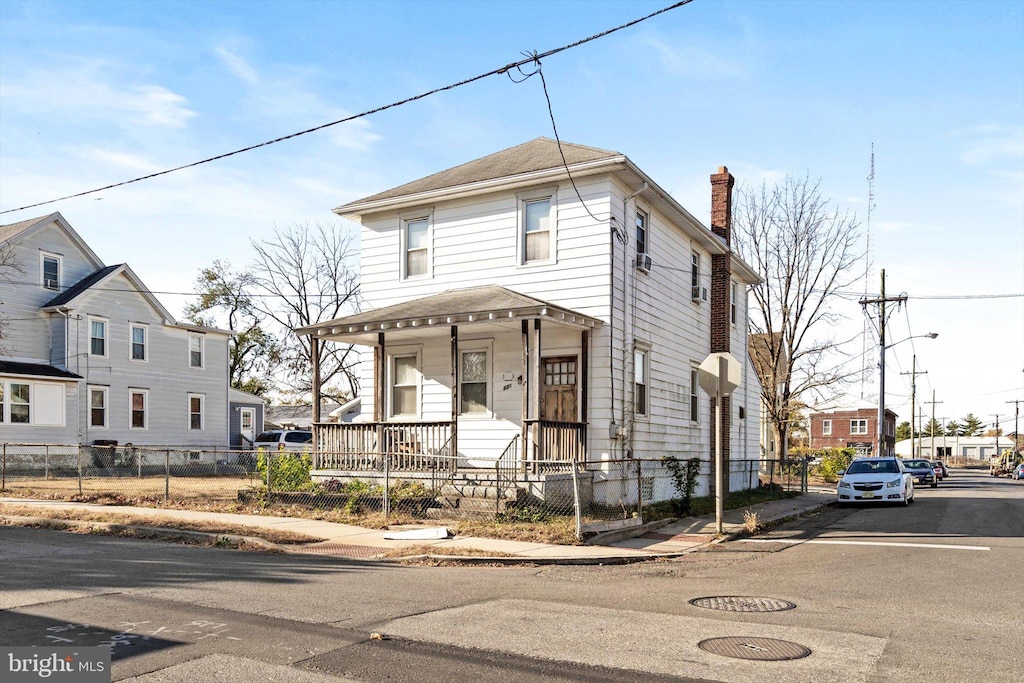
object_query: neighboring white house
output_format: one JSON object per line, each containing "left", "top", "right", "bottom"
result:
{"left": 296, "top": 138, "right": 762, "bottom": 504}
{"left": 0, "top": 212, "right": 234, "bottom": 448}
{"left": 895, "top": 435, "right": 1013, "bottom": 461}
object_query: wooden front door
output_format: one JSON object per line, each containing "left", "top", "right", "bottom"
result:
{"left": 541, "top": 356, "right": 578, "bottom": 421}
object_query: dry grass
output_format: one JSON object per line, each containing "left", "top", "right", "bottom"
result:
{"left": 452, "top": 517, "right": 579, "bottom": 545}
{"left": 379, "top": 544, "right": 516, "bottom": 559}
{"left": 742, "top": 510, "right": 763, "bottom": 534}
{"left": 3, "top": 475, "right": 253, "bottom": 502}
{"left": 0, "top": 503, "right": 324, "bottom": 544}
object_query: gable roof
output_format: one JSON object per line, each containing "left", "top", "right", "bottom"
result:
{"left": 40, "top": 263, "right": 175, "bottom": 322}
{"left": 338, "top": 138, "right": 621, "bottom": 212}
{"left": 0, "top": 212, "right": 104, "bottom": 269}
{"left": 42, "top": 264, "right": 123, "bottom": 308}
{"left": 0, "top": 360, "right": 83, "bottom": 381}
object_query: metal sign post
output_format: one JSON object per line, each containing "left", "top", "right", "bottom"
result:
{"left": 698, "top": 352, "right": 742, "bottom": 535}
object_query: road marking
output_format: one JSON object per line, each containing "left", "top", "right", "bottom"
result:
{"left": 740, "top": 539, "right": 990, "bottom": 551}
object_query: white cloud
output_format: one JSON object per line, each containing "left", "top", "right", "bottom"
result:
{"left": 643, "top": 38, "right": 745, "bottom": 80}
{"left": 949, "top": 124, "right": 1024, "bottom": 166}
{"left": 873, "top": 220, "right": 913, "bottom": 233}
{"left": 77, "top": 147, "right": 162, "bottom": 173}
{"left": 215, "top": 46, "right": 259, "bottom": 85}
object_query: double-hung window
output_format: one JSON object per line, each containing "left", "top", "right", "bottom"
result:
{"left": 731, "top": 282, "right": 738, "bottom": 324}
{"left": 130, "top": 389, "right": 147, "bottom": 429}
{"left": 634, "top": 349, "right": 648, "bottom": 417}
{"left": 460, "top": 350, "right": 489, "bottom": 415}
{"left": 689, "top": 367, "right": 699, "bottom": 422}
{"left": 89, "top": 387, "right": 108, "bottom": 428}
{"left": 391, "top": 355, "right": 419, "bottom": 418}
{"left": 520, "top": 193, "right": 554, "bottom": 264}
{"left": 189, "top": 333, "right": 204, "bottom": 368}
{"left": 189, "top": 394, "right": 204, "bottom": 430}
{"left": 130, "top": 324, "right": 147, "bottom": 361}
{"left": 10, "top": 383, "right": 31, "bottom": 423}
{"left": 822, "top": 419, "right": 832, "bottom": 436}
{"left": 851, "top": 419, "right": 868, "bottom": 435}
{"left": 89, "top": 318, "right": 107, "bottom": 357}
{"left": 404, "top": 217, "right": 429, "bottom": 279}
{"left": 42, "top": 253, "right": 61, "bottom": 290}
{"left": 635, "top": 210, "right": 648, "bottom": 256}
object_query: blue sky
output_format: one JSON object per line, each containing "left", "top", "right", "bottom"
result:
{"left": 1, "top": 0, "right": 1022, "bottom": 428}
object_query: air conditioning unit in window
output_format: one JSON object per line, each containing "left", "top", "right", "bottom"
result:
{"left": 635, "top": 253, "right": 652, "bottom": 272}
{"left": 44, "top": 278, "right": 58, "bottom": 290}
{"left": 690, "top": 286, "right": 709, "bottom": 303}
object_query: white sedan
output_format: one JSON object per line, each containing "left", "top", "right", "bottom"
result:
{"left": 836, "top": 457, "right": 914, "bottom": 506}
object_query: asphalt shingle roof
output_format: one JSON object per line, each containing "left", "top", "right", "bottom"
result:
{"left": 0, "top": 361, "right": 82, "bottom": 380}
{"left": 42, "top": 265, "right": 122, "bottom": 308}
{"left": 0, "top": 215, "right": 50, "bottom": 243}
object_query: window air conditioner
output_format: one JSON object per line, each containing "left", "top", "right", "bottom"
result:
{"left": 691, "top": 286, "right": 701, "bottom": 302}
{"left": 44, "top": 278, "right": 58, "bottom": 290}
{"left": 635, "top": 253, "right": 652, "bottom": 272}
{"left": 702, "top": 286, "right": 709, "bottom": 302}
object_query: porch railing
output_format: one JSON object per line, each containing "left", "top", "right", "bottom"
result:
{"left": 313, "top": 421, "right": 454, "bottom": 472}
{"left": 524, "top": 420, "right": 586, "bottom": 468}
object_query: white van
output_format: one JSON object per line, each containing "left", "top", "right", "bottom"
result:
{"left": 253, "top": 429, "right": 313, "bottom": 452}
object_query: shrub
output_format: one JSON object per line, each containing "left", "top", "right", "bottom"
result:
{"left": 257, "top": 452, "right": 314, "bottom": 491}
{"left": 661, "top": 455, "right": 702, "bottom": 515}
{"left": 817, "top": 448, "right": 856, "bottom": 482}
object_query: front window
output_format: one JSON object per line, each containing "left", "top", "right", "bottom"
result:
{"left": 822, "top": 419, "right": 832, "bottom": 436}
{"left": 130, "top": 390, "right": 147, "bottom": 429}
{"left": 523, "top": 198, "right": 551, "bottom": 262}
{"left": 189, "top": 333, "right": 204, "bottom": 368}
{"left": 851, "top": 419, "right": 868, "bottom": 435}
{"left": 11, "top": 383, "right": 30, "bottom": 423}
{"left": 689, "top": 368, "right": 699, "bottom": 422}
{"left": 90, "top": 319, "right": 107, "bottom": 357}
{"left": 391, "top": 355, "right": 419, "bottom": 417}
{"left": 42, "top": 254, "right": 60, "bottom": 290}
{"left": 189, "top": 394, "right": 203, "bottom": 430}
{"left": 635, "top": 210, "right": 648, "bottom": 255}
{"left": 90, "top": 387, "right": 107, "bottom": 428}
{"left": 131, "top": 325, "right": 147, "bottom": 361}
{"left": 634, "top": 350, "right": 648, "bottom": 416}
{"left": 404, "top": 217, "right": 429, "bottom": 278}
{"left": 460, "top": 350, "right": 488, "bottom": 415}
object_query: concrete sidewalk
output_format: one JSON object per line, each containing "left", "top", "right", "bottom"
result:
{"left": 0, "top": 491, "right": 834, "bottom": 564}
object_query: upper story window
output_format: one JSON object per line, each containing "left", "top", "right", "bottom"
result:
{"left": 634, "top": 349, "right": 648, "bottom": 417}
{"left": 851, "top": 419, "right": 869, "bottom": 435}
{"left": 130, "top": 324, "right": 147, "bottom": 361}
{"left": 689, "top": 367, "right": 699, "bottom": 422}
{"left": 189, "top": 333, "right": 204, "bottom": 368}
{"left": 518, "top": 191, "right": 556, "bottom": 265}
{"left": 822, "top": 419, "right": 832, "bottom": 436}
{"left": 403, "top": 217, "right": 430, "bottom": 279}
{"left": 89, "top": 318, "right": 107, "bottom": 357}
{"left": 635, "top": 210, "right": 648, "bottom": 255}
{"left": 460, "top": 350, "right": 489, "bottom": 415}
{"left": 731, "top": 281, "right": 739, "bottom": 324}
{"left": 41, "top": 253, "right": 61, "bottom": 290}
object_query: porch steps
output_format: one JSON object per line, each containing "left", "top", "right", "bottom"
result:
{"left": 425, "top": 471, "right": 529, "bottom": 519}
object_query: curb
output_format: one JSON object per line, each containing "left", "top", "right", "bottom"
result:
{"left": 584, "top": 516, "right": 679, "bottom": 546}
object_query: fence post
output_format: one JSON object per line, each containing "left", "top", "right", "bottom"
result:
{"left": 383, "top": 451, "right": 391, "bottom": 518}
{"left": 266, "top": 450, "right": 273, "bottom": 499}
{"left": 213, "top": 446, "right": 218, "bottom": 476}
{"left": 164, "top": 450, "right": 170, "bottom": 502}
{"left": 572, "top": 462, "right": 583, "bottom": 541}
{"left": 77, "top": 446, "right": 83, "bottom": 495}
{"left": 138, "top": 448, "right": 142, "bottom": 479}
{"left": 2, "top": 443, "right": 6, "bottom": 491}
{"left": 636, "top": 459, "right": 643, "bottom": 521}
{"left": 44, "top": 445, "right": 50, "bottom": 480}
{"left": 802, "top": 459, "right": 808, "bottom": 493}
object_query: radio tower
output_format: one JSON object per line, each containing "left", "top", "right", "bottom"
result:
{"left": 861, "top": 144, "right": 876, "bottom": 398}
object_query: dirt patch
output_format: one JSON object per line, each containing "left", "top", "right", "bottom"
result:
{"left": 2, "top": 475, "right": 254, "bottom": 502}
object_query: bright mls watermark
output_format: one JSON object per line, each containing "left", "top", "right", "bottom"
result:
{"left": 3, "top": 647, "right": 110, "bottom": 682}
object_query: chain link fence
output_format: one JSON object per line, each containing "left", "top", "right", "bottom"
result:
{"left": 2, "top": 444, "right": 807, "bottom": 541}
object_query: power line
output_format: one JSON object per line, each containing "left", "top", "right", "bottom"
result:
{"left": 0, "top": 0, "right": 695, "bottom": 216}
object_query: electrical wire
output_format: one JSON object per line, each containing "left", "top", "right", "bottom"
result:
{"left": 0, "top": 0, "right": 695, "bottom": 216}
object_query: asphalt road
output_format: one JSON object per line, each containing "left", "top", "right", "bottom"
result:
{"left": 2, "top": 469, "right": 1021, "bottom": 682}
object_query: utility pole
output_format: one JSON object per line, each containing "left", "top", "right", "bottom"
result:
{"left": 991, "top": 414, "right": 1004, "bottom": 462}
{"left": 924, "top": 391, "right": 942, "bottom": 459}
{"left": 901, "top": 355, "right": 927, "bottom": 461}
{"left": 1008, "top": 399, "right": 1022, "bottom": 455}
{"left": 860, "top": 269, "right": 907, "bottom": 457}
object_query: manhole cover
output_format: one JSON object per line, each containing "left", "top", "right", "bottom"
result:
{"left": 688, "top": 596, "right": 796, "bottom": 612}
{"left": 698, "top": 636, "right": 811, "bottom": 661}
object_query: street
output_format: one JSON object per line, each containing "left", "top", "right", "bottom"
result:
{"left": 2, "top": 470, "right": 1021, "bottom": 682}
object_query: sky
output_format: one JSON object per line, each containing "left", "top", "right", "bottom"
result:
{"left": 1, "top": 0, "right": 1022, "bottom": 432}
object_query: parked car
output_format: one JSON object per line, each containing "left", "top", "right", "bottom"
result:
{"left": 836, "top": 457, "right": 914, "bottom": 506}
{"left": 900, "top": 459, "right": 938, "bottom": 488}
{"left": 931, "top": 461, "right": 944, "bottom": 481}
{"left": 253, "top": 429, "right": 313, "bottom": 452}
{"left": 1013, "top": 463, "right": 1024, "bottom": 481}
{"left": 933, "top": 461, "right": 949, "bottom": 478}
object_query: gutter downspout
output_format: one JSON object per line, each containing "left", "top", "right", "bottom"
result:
{"left": 620, "top": 182, "right": 646, "bottom": 449}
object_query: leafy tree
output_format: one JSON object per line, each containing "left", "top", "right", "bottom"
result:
{"left": 184, "top": 260, "right": 282, "bottom": 397}
{"left": 896, "top": 421, "right": 912, "bottom": 441}
{"left": 250, "top": 221, "right": 360, "bottom": 401}
{"left": 922, "top": 418, "right": 943, "bottom": 437}
{"left": 735, "top": 174, "right": 863, "bottom": 458}
{"left": 960, "top": 413, "right": 984, "bottom": 437}
{"left": 944, "top": 421, "right": 959, "bottom": 436}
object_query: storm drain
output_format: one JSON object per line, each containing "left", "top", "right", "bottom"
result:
{"left": 698, "top": 636, "right": 811, "bottom": 661}
{"left": 291, "top": 543, "right": 389, "bottom": 559}
{"left": 688, "top": 596, "right": 796, "bottom": 612}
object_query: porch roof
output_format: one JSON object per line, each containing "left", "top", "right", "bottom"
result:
{"left": 294, "top": 285, "right": 602, "bottom": 344}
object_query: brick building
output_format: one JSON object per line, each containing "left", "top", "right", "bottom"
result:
{"left": 808, "top": 407, "right": 898, "bottom": 456}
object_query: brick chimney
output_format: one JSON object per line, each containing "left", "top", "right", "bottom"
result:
{"left": 710, "top": 166, "right": 734, "bottom": 495}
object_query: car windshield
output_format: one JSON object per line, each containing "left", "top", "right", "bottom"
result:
{"left": 284, "top": 432, "right": 312, "bottom": 443}
{"left": 903, "top": 460, "right": 930, "bottom": 469}
{"left": 846, "top": 460, "right": 899, "bottom": 474}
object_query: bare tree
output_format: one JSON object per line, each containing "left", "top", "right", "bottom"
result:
{"left": 0, "top": 239, "right": 27, "bottom": 354}
{"left": 735, "top": 174, "right": 863, "bottom": 458}
{"left": 249, "top": 222, "right": 360, "bottom": 401}
{"left": 184, "top": 259, "right": 282, "bottom": 397}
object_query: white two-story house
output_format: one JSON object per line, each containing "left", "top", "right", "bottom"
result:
{"left": 0, "top": 212, "right": 235, "bottom": 449}
{"left": 297, "top": 138, "right": 762, "bottom": 505}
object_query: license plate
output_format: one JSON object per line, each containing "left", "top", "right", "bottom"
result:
{"left": 862, "top": 492, "right": 875, "bottom": 499}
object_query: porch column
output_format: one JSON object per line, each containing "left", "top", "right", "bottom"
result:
{"left": 532, "top": 319, "right": 542, "bottom": 464}
{"left": 375, "top": 333, "right": 385, "bottom": 460}
{"left": 310, "top": 335, "right": 321, "bottom": 461}
{"left": 521, "top": 320, "right": 529, "bottom": 473}
{"left": 580, "top": 329, "right": 589, "bottom": 423}
{"left": 450, "top": 325, "right": 459, "bottom": 461}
